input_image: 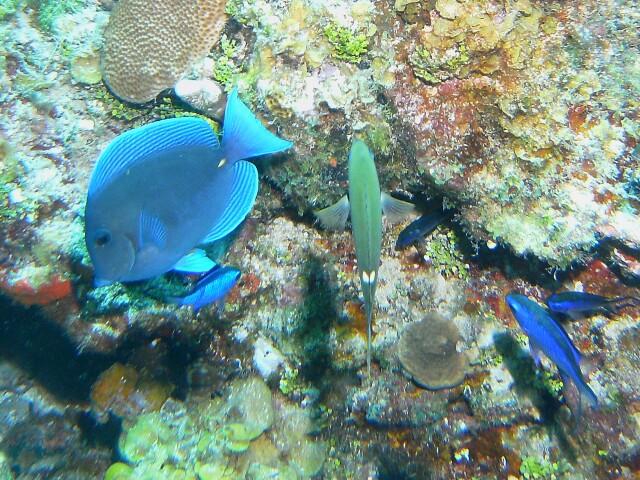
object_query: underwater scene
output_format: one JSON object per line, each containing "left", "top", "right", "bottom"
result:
{"left": 0, "top": 0, "right": 639, "bottom": 478}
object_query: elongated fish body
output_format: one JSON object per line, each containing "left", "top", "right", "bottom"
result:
{"left": 314, "top": 140, "right": 414, "bottom": 376}
{"left": 506, "top": 293, "right": 598, "bottom": 410}
{"left": 85, "top": 89, "right": 291, "bottom": 286}
{"left": 547, "top": 291, "right": 639, "bottom": 316}
{"left": 170, "top": 265, "right": 240, "bottom": 312}
{"left": 395, "top": 209, "right": 453, "bottom": 249}
{"left": 349, "top": 140, "right": 382, "bottom": 376}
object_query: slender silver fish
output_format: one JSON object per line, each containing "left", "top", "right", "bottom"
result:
{"left": 315, "top": 140, "right": 414, "bottom": 376}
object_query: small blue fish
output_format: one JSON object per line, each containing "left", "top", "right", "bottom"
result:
{"left": 547, "top": 291, "right": 640, "bottom": 317}
{"left": 395, "top": 209, "right": 453, "bottom": 249}
{"left": 169, "top": 265, "right": 240, "bottom": 312}
{"left": 506, "top": 293, "right": 598, "bottom": 414}
{"left": 85, "top": 89, "right": 291, "bottom": 286}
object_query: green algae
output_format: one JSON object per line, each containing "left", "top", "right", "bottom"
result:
{"left": 212, "top": 35, "right": 241, "bottom": 90}
{"left": 0, "top": 139, "right": 36, "bottom": 224}
{"left": 410, "top": 42, "right": 470, "bottom": 84}
{"left": 323, "top": 22, "right": 369, "bottom": 63}
{"left": 0, "top": 0, "right": 22, "bottom": 21}
{"left": 36, "top": 0, "right": 83, "bottom": 32}
{"left": 104, "top": 462, "right": 134, "bottom": 480}
{"left": 520, "top": 455, "right": 571, "bottom": 479}
{"left": 423, "top": 229, "right": 470, "bottom": 279}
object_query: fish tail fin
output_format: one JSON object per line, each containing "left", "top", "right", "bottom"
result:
{"left": 361, "top": 279, "right": 377, "bottom": 379}
{"left": 573, "top": 378, "right": 598, "bottom": 425}
{"left": 221, "top": 89, "right": 292, "bottom": 163}
{"left": 606, "top": 296, "right": 640, "bottom": 314}
{"left": 366, "top": 300, "right": 372, "bottom": 379}
{"left": 581, "top": 382, "right": 598, "bottom": 409}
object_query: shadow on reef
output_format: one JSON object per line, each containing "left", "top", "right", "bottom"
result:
{"left": 295, "top": 254, "right": 338, "bottom": 385}
{"left": 493, "top": 332, "right": 577, "bottom": 462}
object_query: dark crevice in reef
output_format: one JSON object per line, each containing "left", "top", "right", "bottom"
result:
{"left": 112, "top": 324, "right": 199, "bottom": 401}
{"left": 77, "top": 410, "right": 122, "bottom": 455}
{"left": 0, "top": 295, "right": 114, "bottom": 402}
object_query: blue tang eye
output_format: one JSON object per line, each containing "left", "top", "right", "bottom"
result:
{"left": 94, "top": 230, "right": 112, "bottom": 247}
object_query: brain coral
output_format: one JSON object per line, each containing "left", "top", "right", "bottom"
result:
{"left": 398, "top": 314, "right": 469, "bottom": 390}
{"left": 101, "top": 0, "right": 227, "bottom": 104}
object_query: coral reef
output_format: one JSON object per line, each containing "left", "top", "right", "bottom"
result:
{"left": 214, "top": 0, "right": 640, "bottom": 269}
{"left": 101, "top": 0, "right": 227, "bottom": 103}
{"left": 0, "top": 0, "right": 640, "bottom": 479}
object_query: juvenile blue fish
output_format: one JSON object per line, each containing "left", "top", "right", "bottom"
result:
{"left": 169, "top": 265, "right": 240, "bottom": 312}
{"left": 395, "top": 209, "right": 453, "bottom": 249}
{"left": 506, "top": 293, "right": 598, "bottom": 413}
{"left": 85, "top": 89, "right": 291, "bottom": 286}
{"left": 547, "top": 291, "right": 640, "bottom": 316}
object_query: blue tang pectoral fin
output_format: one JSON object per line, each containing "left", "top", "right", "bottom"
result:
{"left": 221, "top": 89, "right": 292, "bottom": 163}
{"left": 173, "top": 248, "right": 216, "bottom": 274}
{"left": 202, "top": 161, "right": 259, "bottom": 243}
{"left": 138, "top": 210, "right": 167, "bottom": 250}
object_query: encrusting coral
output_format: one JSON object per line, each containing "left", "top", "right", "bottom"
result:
{"left": 398, "top": 314, "right": 469, "bottom": 389}
{"left": 101, "top": 0, "right": 228, "bottom": 103}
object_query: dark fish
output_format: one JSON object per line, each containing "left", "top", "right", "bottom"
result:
{"left": 169, "top": 265, "right": 240, "bottom": 312}
{"left": 395, "top": 209, "right": 454, "bottom": 249}
{"left": 547, "top": 291, "right": 640, "bottom": 317}
{"left": 85, "top": 89, "right": 292, "bottom": 286}
{"left": 506, "top": 293, "right": 598, "bottom": 414}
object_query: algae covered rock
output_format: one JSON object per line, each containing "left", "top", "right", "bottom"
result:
{"left": 224, "top": 376, "right": 275, "bottom": 436}
{"left": 218, "top": 0, "right": 640, "bottom": 269}
{"left": 112, "top": 377, "right": 325, "bottom": 478}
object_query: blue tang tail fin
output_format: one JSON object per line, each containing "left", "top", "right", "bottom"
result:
{"left": 221, "top": 89, "right": 292, "bottom": 163}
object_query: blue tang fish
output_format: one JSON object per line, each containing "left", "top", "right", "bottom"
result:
{"left": 85, "top": 89, "right": 291, "bottom": 286}
{"left": 506, "top": 293, "right": 598, "bottom": 413}
{"left": 546, "top": 291, "right": 640, "bottom": 317}
{"left": 169, "top": 265, "right": 240, "bottom": 312}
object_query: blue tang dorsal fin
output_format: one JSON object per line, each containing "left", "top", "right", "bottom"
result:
{"left": 138, "top": 210, "right": 167, "bottom": 250}
{"left": 89, "top": 117, "right": 220, "bottom": 197}
{"left": 202, "top": 161, "right": 259, "bottom": 243}
{"left": 173, "top": 248, "right": 216, "bottom": 274}
{"left": 221, "top": 89, "right": 292, "bottom": 163}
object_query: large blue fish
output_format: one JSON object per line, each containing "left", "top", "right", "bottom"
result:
{"left": 85, "top": 89, "right": 291, "bottom": 286}
{"left": 546, "top": 291, "right": 640, "bottom": 317}
{"left": 505, "top": 293, "right": 598, "bottom": 413}
{"left": 169, "top": 265, "right": 240, "bottom": 312}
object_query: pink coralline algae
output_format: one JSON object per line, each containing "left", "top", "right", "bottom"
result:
{"left": 0, "top": 271, "right": 73, "bottom": 306}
